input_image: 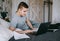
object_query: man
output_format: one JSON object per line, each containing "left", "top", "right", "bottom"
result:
{"left": 9, "top": 2, "right": 35, "bottom": 41}
{"left": 9, "top": 2, "right": 34, "bottom": 35}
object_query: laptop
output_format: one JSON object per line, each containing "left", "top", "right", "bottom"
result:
{"left": 32, "top": 22, "right": 50, "bottom": 35}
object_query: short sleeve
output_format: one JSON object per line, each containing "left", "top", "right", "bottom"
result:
{"left": 10, "top": 17, "right": 18, "bottom": 28}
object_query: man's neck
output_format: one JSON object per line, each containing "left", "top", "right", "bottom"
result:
{"left": 16, "top": 11, "right": 21, "bottom": 16}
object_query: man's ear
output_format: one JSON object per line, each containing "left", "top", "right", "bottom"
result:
{"left": 19, "top": 9, "right": 21, "bottom": 11}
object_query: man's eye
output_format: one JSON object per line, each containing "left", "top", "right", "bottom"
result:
{"left": 24, "top": 11, "right": 26, "bottom": 12}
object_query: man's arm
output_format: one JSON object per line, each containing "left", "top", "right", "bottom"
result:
{"left": 9, "top": 17, "right": 17, "bottom": 31}
{"left": 26, "top": 19, "right": 34, "bottom": 30}
{"left": 9, "top": 26, "right": 33, "bottom": 34}
{"left": 9, "top": 26, "right": 16, "bottom": 31}
{"left": 15, "top": 30, "right": 33, "bottom": 34}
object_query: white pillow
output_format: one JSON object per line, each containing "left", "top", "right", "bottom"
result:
{"left": 0, "top": 18, "right": 13, "bottom": 41}
{"left": 0, "top": 25, "right": 13, "bottom": 41}
{"left": 0, "top": 18, "right": 10, "bottom": 28}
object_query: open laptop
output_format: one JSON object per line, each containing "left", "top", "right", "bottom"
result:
{"left": 32, "top": 22, "right": 50, "bottom": 35}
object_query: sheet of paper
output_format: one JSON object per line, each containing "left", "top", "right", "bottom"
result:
{"left": 13, "top": 31, "right": 30, "bottom": 40}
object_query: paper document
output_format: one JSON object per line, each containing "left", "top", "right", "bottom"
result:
{"left": 13, "top": 29, "right": 30, "bottom": 40}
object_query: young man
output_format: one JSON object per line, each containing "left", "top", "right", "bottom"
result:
{"left": 9, "top": 2, "right": 34, "bottom": 34}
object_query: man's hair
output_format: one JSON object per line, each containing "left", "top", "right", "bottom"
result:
{"left": 17, "top": 2, "right": 29, "bottom": 10}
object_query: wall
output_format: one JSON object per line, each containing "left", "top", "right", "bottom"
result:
{"left": 52, "top": 0, "right": 60, "bottom": 24}
{"left": 5, "top": 0, "right": 12, "bottom": 20}
{"left": 29, "top": 0, "right": 43, "bottom": 22}
{"left": 43, "top": 0, "right": 52, "bottom": 22}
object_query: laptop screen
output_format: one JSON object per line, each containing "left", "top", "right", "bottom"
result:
{"left": 36, "top": 22, "right": 50, "bottom": 35}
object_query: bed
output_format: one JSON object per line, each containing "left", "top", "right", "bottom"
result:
{"left": 0, "top": 18, "right": 13, "bottom": 41}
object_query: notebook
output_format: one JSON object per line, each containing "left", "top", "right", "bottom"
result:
{"left": 13, "top": 29, "right": 30, "bottom": 40}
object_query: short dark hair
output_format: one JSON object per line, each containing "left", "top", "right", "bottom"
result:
{"left": 17, "top": 2, "right": 29, "bottom": 11}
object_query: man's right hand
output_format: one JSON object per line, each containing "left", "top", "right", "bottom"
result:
{"left": 24, "top": 30, "right": 33, "bottom": 34}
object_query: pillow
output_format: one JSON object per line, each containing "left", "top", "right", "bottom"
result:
{"left": 0, "top": 18, "right": 13, "bottom": 41}
{"left": 0, "top": 25, "right": 13, "bottom": 41}
{"left": 0, "top": 18, "right": 10, "bottom": 28}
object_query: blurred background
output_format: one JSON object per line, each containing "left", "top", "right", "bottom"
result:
{"left": 0, "top": 0, "right": 60, "bottom": 24}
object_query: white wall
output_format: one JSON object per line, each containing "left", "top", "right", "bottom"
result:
{"left": 52, "top": 0, "right": 60, "bottom": 24}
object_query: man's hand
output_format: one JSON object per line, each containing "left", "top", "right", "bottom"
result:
{"left": 15, "top": 30, "right": 33, "bottom": 34}
{"left": 32, "top": 28, "right": 37, "bottom": 30}
{"left": 24, "top": 30, "right": 33, "bottom": 34}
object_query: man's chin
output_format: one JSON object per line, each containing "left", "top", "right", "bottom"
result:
{"left": 20, "top": 16, "right": 23, "bottom": 17}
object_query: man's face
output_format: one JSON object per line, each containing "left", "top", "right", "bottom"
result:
{"left": 19, "top": 7, "right": 28, "bottom": 17}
